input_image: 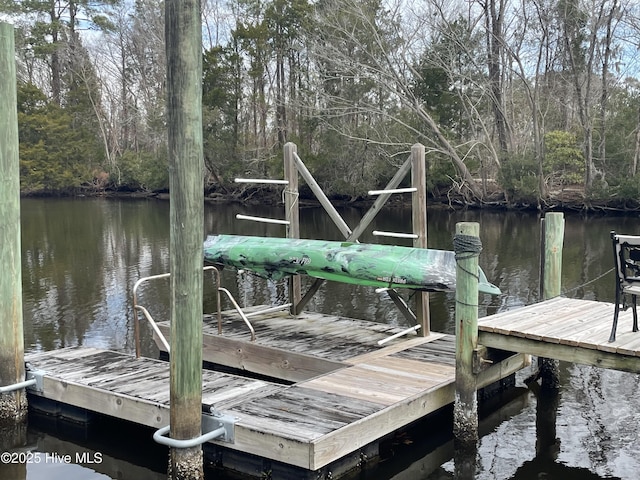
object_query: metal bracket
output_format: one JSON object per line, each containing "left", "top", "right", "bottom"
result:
{"left": 205, "top": 410, "right": 236, "bottom": 444}
{"left": 26, "top": 369, "right": 45, "bottom": 393}
{"left": 153, "top": 411, "right": 236, "bottom": 448}
{"left": 0, "top": 368, "right": 44, "bottom": 394}
{"left": 473, "top": 346, "right": 493, "bottom": 374}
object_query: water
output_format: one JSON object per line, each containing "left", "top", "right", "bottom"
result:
{"left": 4, "top": 197, "right": 640, "bottom": 479}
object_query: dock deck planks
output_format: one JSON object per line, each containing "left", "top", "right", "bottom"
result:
{"left": 26, "top": 308, "right": 526, "bottom": 472}
{"left": 478, "top": 297, "right": 640, "bottom": 372}
{"left": 23, "top": 297, "right": 640, "bottom": 474}
{"left": 156, "top": 307, "right": 456, "bottom": 382}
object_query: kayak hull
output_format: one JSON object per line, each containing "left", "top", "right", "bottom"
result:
{"left": 203, "top": 235, "right": 501, "bottom": 295}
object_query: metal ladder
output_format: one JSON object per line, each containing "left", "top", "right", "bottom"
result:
{"left": 132, "top": 265, "right": 291, "bottom": 357}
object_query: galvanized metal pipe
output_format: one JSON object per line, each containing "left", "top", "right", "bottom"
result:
{"left": 234, "top": 178, "right": 289, "bottom": 185}
{"left": 0, "top": 378, "right": 36, "bottom": 394}
{"left": 372, "top": 230, "right": 419, "bottom": 239}
{"left": 377, "top": 325, "right": 421, "bottom": 346}
{"left": 134, "top": 305, "right": 171, "bottom": 353}
{"left": 368, "top": 187, "right": 417, "bottom": 195}
{"left": 217, "top": 288, "right": 256, "bottom": 341}
{"left": 236, "top": 214, "right": 290, "bottom": 225}
{"left": 153, "top": 424, "right": 226, "bottom": 449}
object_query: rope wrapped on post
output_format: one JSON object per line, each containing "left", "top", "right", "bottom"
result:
{"left": 453, "top": 234, "right": 482, "bottom": 280}
{"left": 453, "top": 233, "right": 482, "bottom": 308}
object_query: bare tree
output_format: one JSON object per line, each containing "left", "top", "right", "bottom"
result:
{"left": 310, "top": 0, "right": 483, "bottom": 201}
{"left": 478, "top": 0, "right": 513, "bottom": 157}
{"left": 560, "top": 0, "right": 622, "bottom": 191}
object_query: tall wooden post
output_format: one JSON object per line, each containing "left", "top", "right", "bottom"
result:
{"left": 0, "top": 22, "right": 27, "bottom": 424}
{"left": 166, "top": 2, "right": 204, "bottom": 478}
{"left": 453, "top": 222, "right": 481, "bottom": 447}
{"left": 541, "top": 212, "right": 564, "bottom": 299}
{"left": 411, "top": 143, "right": 430, "bottom": 336}
{"left": 284, "top": 142, "right": 301, "bottom": 312}
{"left": 538, "top": 212, "right": 564, "bottom": 390}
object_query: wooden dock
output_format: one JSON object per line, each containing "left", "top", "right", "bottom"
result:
{"left": 478, "top": 296, "right": 640, "bottom": 373}
{"left": 24, "top": 308, "right": 526, "bottom": 478}
{"left": 22, "top": 297, "right": 640, "bottom": 477}
{"left": 156, "top": 306, "right": 456, "bottom": 383}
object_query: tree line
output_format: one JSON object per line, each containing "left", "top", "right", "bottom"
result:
{"left": 4, "top": 0, "right": 640, "bottom": 209}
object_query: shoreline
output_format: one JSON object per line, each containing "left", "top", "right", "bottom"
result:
{"left": 19, "top": 186, "right": 640, "bottom": 215}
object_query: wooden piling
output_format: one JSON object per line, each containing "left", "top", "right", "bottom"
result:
{"left": 453, "top": 222, "right": 481, "bottom": 447}
{"left": 541, "top": 212, "right": 564, "bottom": 300}
{"left": 284, "top": 142, "right": 302, "bottom": 312}
{"left": 165, "top": 1, "right": 204, "bottom": 478}
{"left": 0, "top": 22, "right": 28, "bottom": 424}
{"left": 538, "top": 212, "right": 564, "bottom": 390}
{"left": 411, "top": 144, "right": 430, "bottom": 336}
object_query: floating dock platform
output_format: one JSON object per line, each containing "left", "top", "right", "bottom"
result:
{"left": 23, "top": 297, "right": 640, "bottom": 478}
{"left": 25, "top": 307, "right": 527, "bottom": 479}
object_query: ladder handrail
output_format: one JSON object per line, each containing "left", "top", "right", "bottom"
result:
{"left": 132, "top": 265, "right": 274, "bottom": 356}
{"left": 134, "top": 304, "right": 171, "bottom": 354}
{"left": 217, "top": 287, "right": 256, "bottom": 341}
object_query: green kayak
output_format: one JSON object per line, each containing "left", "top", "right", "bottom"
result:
{"left": 203, "top": 235, "right": 501, "bottom": 295}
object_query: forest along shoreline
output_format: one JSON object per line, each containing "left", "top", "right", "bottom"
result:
{"left": 20, "top": 181, "right": 640, "bottom": 214}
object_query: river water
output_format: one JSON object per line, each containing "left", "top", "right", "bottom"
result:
{"left": 4, "top": 197, "right": 640, "bottom": 479}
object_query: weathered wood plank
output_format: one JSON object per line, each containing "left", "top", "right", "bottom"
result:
{"left": 556, "top": 315, "right": 617, "bottom": 348}
{"left": 310, "top": 381, "right": 456, "bottom": 470}
{"left": 301, "top": 357, "right": 454, "bottom": 407}
{"left": 478, "top": 297, "right": 640, "bottom": 359}
{"left": 509, "top": 304, "right": 609, "bottom": 342}
{"left": 478, "top": 331, "right": 640, "bottom": 373}
{"left": 612, "top": 330, "right": 640, "bottom": 356}
{"left": 231, "top": 418, "right": 314, "bottom": 469}
{"left": 229, "top": 386, "right": 384, "bottom": 439}
{"left": 24, "top": 337, "right": 526, "bottom": 473}
{"left": 160, "top": 322, "right": 346, "bottom": 382}
{"left": 477, "top": 353, "right": 530, "bottom": 389}
{"left": 391, "top": 336, "right": 457, "bottom": 366}
{"left": 477, "top": 296, "right": 568, "bottom": 332}
{"left": 346, "top": 334, "right": 444, "bottom": 364}
{"left": 160, "top": 306, "right": 435, "bottom": 382}
{"left": 536, "top": 306, "right": 612, "bottom": 344}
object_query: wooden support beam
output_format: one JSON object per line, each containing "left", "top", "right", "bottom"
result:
{"left": 411, "top": 144, "right": 430, "bottom": 336}
{"left": 0, "top": 22, "right": 27, "bottom": 423}
{"left": 542, "top": 212, "right": 564, "bottom": 300}
{"left": 284, "top": 143, "right": 302, "bottom": 313}
{"left": 452, "top": 222, "right": 480, "bottom": 448}
{"left": 291, "top": 145, "right": 429, "bottom": 326}
{"left": 292, "top": 151, "right": 352, "bottom": 239}
{"left": 478, "top": 331, "right": 640, "bottom": 374}
{"left": 349, "top": 156, "right": 412, "bottom": 242}
{"left": 289, "top": 147, "right": 353, "bottom": 314}
{"left": 385, "top": 290, "right": 417, "bottom": 326}
{"left": 538, "top": 212, "right": 564, "bottom": 390}
{"left": 165, "top": 1, "right": 204, "bottom": 477}
{"left": 293, "top": 278, "right": 324, "bottom": 316}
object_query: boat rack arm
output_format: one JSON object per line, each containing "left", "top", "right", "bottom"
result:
{"left": 244, "top": 303, "right": 292, "bottom": 319}
{"left": 377, "top": 325, "right": 421, "bottom": 346}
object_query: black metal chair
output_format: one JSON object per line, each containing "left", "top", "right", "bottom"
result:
{"left": 609, "top": 231, "right": 640, "bottom": 342}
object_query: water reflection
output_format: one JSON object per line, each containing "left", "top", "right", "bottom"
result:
{"left": 0, "top": 412, "right": 167, "bottom": 480}
{"left": 16, "top": 198, "right": 640, "bottom": 479}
